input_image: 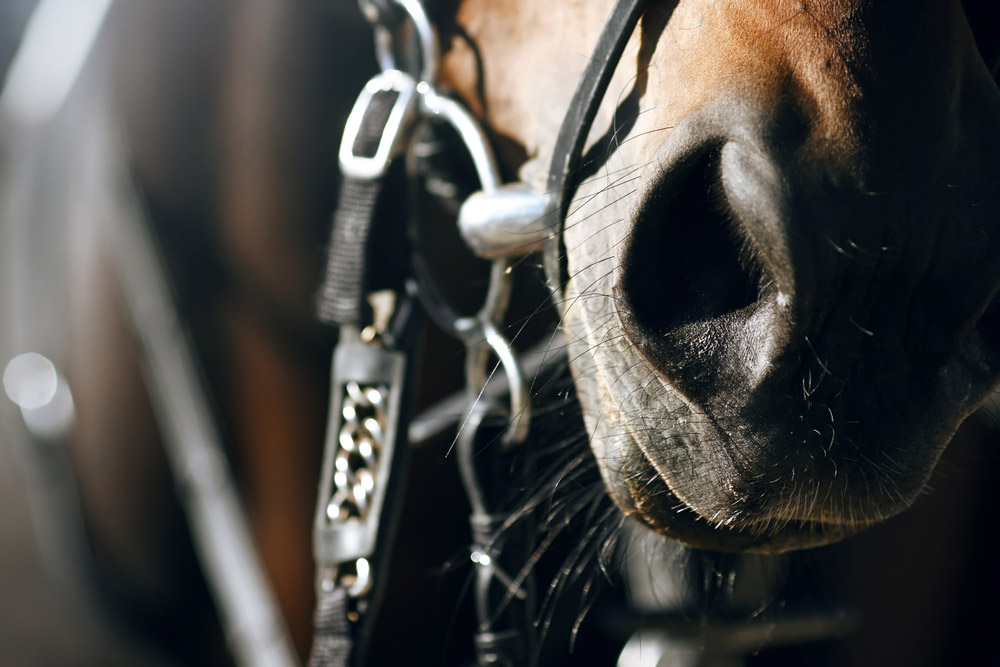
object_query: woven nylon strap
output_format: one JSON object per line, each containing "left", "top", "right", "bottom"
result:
{"left": 317, "top": 87, "right": 403, "bottom": 326}
{"left": 308, "top": 588, "right": 355, "bottom": 667}
{"left": 317, "top": 177, "right": 384, "bottom": 325}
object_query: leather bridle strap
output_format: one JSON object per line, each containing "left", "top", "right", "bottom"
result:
{"left": 542, "top": 0, "right": 649, "bottom": 297}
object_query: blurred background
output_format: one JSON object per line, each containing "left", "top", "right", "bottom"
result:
{"left": 0, "top": 1, "right": 161, "bottom": 663}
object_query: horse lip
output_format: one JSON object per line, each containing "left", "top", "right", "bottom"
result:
{"left": 598, "top": 386, "right": 879, "bottom": 551}
{"left": 609, "top": 329, "right": 933, "bottom": 536}
{"left": 615, "top": 435, "right": 868, "bottom": 553}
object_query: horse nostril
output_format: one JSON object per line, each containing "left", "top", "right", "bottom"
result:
{"left": 616, "top": 149, "right": 772, "bottom": 397}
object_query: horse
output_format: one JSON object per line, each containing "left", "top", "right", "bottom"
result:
{"left": 438, "top": 0, "right": 1000, "bottom": 552}
{"left": 2, "top": 0, "right": 999, "bottom": 665}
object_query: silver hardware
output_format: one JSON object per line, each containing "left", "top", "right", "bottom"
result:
{"left": 329, "top": 0, "right": 535, "bottom": 613}
{"left": 359, "top": 0, "right": 438, "bottom": 85}
{"left": 457, "top": 184, "right": 552, "bottom": 259}
{"left": 314, "top": 327, "right": 407, "bottom": 590}
{"left": 454, "top": 315, "right": 530, "bottom": 447}
{"left": 419, "top": 88, "right": 500, "bottom": 191}
{"left": 339, "top": 70, "right": 418, "bottom": 180}
{"left": 326, "top": 380, "right": 387, "bottom": 522}
{"left": 415, "top": 88, "right": 531, "bottom": 446}
{"left": 396, "top": 0, "right": 438, "bottom": 84}
{"left": 331, "top": 1, "right": 539, "bottom": 660}
{"left": 339, "top": 0, "right": 441, "bottom": 182}
{"left": 320, "top": 0, "right": 443, "bottom": 611}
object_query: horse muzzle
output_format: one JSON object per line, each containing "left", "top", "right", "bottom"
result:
{"left": 609, "top": 79, "right": 1000, "bottom": 544}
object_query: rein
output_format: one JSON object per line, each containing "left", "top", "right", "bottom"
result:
{"left": 308, "top": 0, "right": 654, "bottom": 664}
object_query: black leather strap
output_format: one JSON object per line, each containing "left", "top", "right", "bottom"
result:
{"left": 542, "top": 0, "right": 648, "bottom": 296}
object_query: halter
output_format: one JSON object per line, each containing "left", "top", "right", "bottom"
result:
{"left": 309, "top": 0, "right": 652, "bottom": 665}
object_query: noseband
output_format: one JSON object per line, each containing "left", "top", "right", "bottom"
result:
{"left": 310, "top": 0, "right": 654, "bottom": 665}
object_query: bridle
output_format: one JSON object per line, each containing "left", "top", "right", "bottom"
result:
{"left": 0, "top": 1, "right": 651, "bottom": 662}
{"left": 309, "top": 0, "right": 654, "bottom": 665}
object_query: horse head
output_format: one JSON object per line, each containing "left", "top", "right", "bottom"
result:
{"left": 441, "top": 0, "right": 1000, "bottom": 552}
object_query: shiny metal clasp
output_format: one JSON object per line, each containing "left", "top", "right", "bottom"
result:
{"left": 314, "top": 325, "right": 408, "bottom": 596}
{"left": 358, "top": 0, "right": 438, "bottom": 83}
{"left": 341, "top": 0, "right": 440, "bottom": 182}
{"left": 339, "top": 70, "right": 418, "bottom": 180}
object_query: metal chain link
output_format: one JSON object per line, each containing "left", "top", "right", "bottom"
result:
{"left": 326, "top": 382, "right": 388, "bottom": 524}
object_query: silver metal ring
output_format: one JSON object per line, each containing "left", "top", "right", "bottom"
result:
{"left": 419, "top": 89, "right": 501, "bottom": 193}
{"left": 396, "top": 0, "right": 438, "bottom": 84}
{"left": 369, "top": 0, "right": 438, "bottom": 84}
{"left": 373, "top": 25, "right": 397, "bottom": 72}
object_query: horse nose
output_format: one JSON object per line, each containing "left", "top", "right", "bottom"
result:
{"left": 612, "top": 80, "right": 1000, "bottom": 522}
{"left": 613, "top": 131, "right": 798, "bottom": 412}
{"left": 615, "top": 92, "right": 1000, "bottom": 415}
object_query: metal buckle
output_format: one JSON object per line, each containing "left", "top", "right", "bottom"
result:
{"left": 339, "top": 70, "right": 418, "bottom": 180}
{"left": 314, "top": 327, "right": 408, "bottom": 581}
